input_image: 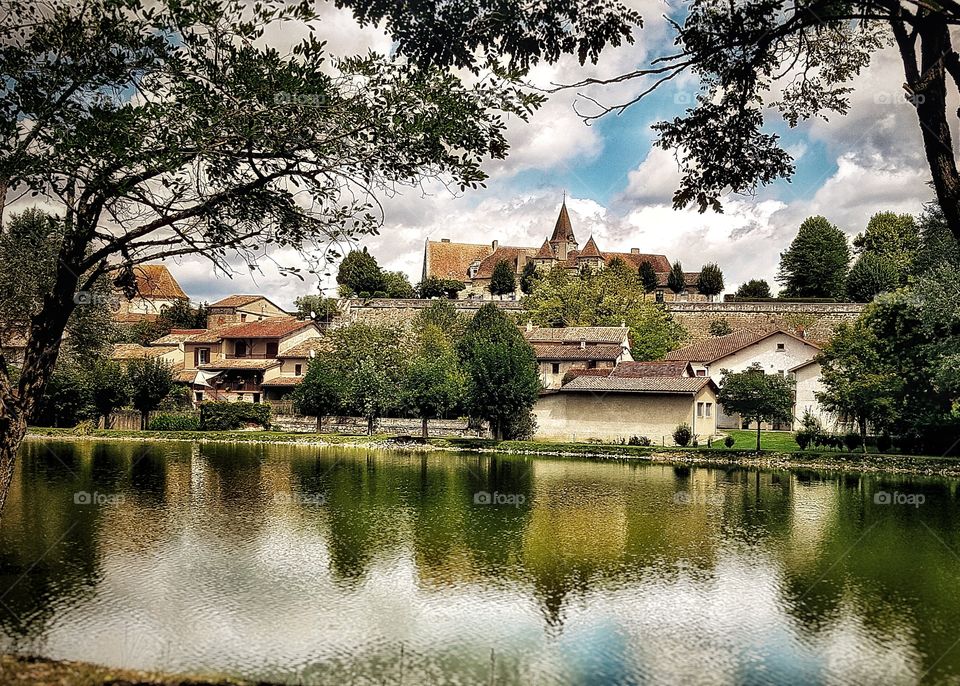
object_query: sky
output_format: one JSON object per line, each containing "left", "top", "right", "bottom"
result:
{"left": 155, "top": 1, "right": 941, "bottom": 307}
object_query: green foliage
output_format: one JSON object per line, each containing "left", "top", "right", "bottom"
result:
{"left": 418, "top": 277, "right": 465, "bottom": 299}
{"left": 327, "top": 324, "right": 407, "bottom": 429}
{"left": 854, "top": 211, "right": 919, "bottom": 269}
{"left": 723, "top": 435, "right": 735, "bottom": 448}
{"left": 127, "top": 358, "right": 174, "bottom": 428}
{"left": 672, "top": 423, "right": 692, "bottom": 447}
{"left": 88, "top": 360, "right": 130, "bottom": 426}
{"left": 667, "top": 261, "right": 686, "bottom": 294}
{"left": 294, "top": 295, "right": 339, "bottom": 324}
{"left": 199, "top": 402, "right": 271, "bottom": 431}
{"left": 709, "top": 319, "right": 732, "bottom": 337}
{"left": 628, "top": 435, "right": 652, "bottom": 446}
{"left": 381, "top": 271, "right": 417, "bottom": 299}
{"left": 489, "top": 260, "right": 517, "bottom": 298}
{"left": 401, "top": 324, "right": 466, "bottom": 433}
{"left": 639, "top": 260, "right": 659, "bottom": 295}
{"left": 843, "top": 431, "right": 863, "bottom": 452}
{"left": 411, "top": 300, "right": 468, "bottom": 340}
{"left": 845, "top": 252, "right": 900, "bottom": 302}
{"left": 697, "top": 263, "right": 725, "bottom": 297}
{"left": 292, "top": 354, "right": 343, "bottom": 422}
{"left": 30, "top": 362, "right": 92, "bottom": 428}
{"left": 149, "top": 413, "right": 200, "bottom": 431}
{"left": 519, "top": 261, "right": 538, "bottom": 295}
{"left": 717, "top": 364, "right": 795, "bottom": 451}
{"left": 522, "top": 266, "right": 685, "bottom": 360}
{"left": 458, "top": 304, "right": 541, "bottom": 440}
{"left": 735, "top": 279, "right": 772, "bottom": 299}
{"left": 337, "top": 249, "right": 385, "bottom": 297}
{"left": 778, "top": 216, "right": 850, "bottom": 298}
{"left": 502, "top": 409, "right": 538, "bottom": 440}
{"left": 116, "top": 299, "right": 207, "bottom": 345}
{"left": 915, "top": 203, "right": 960, "bottom": 274}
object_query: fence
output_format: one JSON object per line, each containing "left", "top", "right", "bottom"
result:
{"left": 101, "top": 409, "right": 199, "bottom": 431}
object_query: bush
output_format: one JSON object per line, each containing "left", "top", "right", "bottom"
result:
{"left": 149, "top": 413, "right": 200, "bottom": 431}
{"left": 628, "top": 435, "right": 651, "bottom": 446}
{"left": 199, "top": 401, "right": 271, "bottom": 431}
{"left": 843, "top": 431, "right": 863, "bottom": 452}
{"left": 795, "top": 429, "right": 813, "bottom": 450}
{"left": 723, "top": 435, "right": 735, "bottom": 448}
{"left": 876, "top": 433, "right": 892, "bottom": 453}
{"left": 503, "top": 409, "right": 537, "bottom": 440}
{"left": 709, "top": 319, "right": 732, "bottom": 336}
{"left": 672, "top": 423, "right": 692, "bottom": 447}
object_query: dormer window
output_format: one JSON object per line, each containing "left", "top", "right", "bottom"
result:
{"left": 776, "top": 343, "right": 785, "bottom": 351}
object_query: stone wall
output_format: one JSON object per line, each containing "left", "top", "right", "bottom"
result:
{"left": 341, "top": 298, "right": 863, "bottom": 344}
{"left": 271, "top": 414, "right": 486, "bottom": 437}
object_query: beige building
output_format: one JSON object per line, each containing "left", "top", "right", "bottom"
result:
{"left": 524, "top": 325, "right": 633, "bottom": 389}
{"left": 790, "top": 358, "right": 838, "bottom": 430}
{"left": 422, "top": 201, "right": 708, "bottom": 301}
{"left": 261, "top": 338, "right": 328, "bottom": 402}
{"left": 205, "top": 294, "right": 288, "bottom": 329}
{"left": 534, "top": 375, "right": 718, "bottom": 444}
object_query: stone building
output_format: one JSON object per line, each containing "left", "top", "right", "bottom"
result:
{"left": 113, "top": 264, "right": 189, "bottom": 323}
{"left": 422, "top": 201, "right": 706, "bottom": 300}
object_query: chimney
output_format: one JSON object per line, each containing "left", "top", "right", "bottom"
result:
{"left": 630, "top": 248, "right": 640, "bottom": 254}
{"left": 580, "top": 337, "right": 586, "bottom": 350}
{"left": 492, "top": 240, "right": 499, "bottom": 251}
{"left": 440, "top": 238, "right": 451, "bottom": 243}
{"left": 526, "top": 320, "right": 533, "bottom": 332}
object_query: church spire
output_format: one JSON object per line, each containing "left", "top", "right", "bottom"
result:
{"left": 549, "top": 197, "right": 576, "bottom": 246}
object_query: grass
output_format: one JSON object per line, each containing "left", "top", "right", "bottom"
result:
{"left": 714, "top": 429, "right": 802, "bottom": 452}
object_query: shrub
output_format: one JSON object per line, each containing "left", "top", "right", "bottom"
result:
{"left": 723, "top": 435, "right": 735, "bottom": 448}
{"left": 843, "top": 431, "right": 862, "bottom": 452}
{"left": 149, "top": 413, "right": 200, "bottom": 431}
{"left": 673, "top": 423, "right": 692, "bottom": 447}
{"left": 795, "top": 429, "right": 812, "bottom": 450}
{"left": 199, "top": 401, "right": 271, "bottom": 431}
{"left": 876, "top": 433, "right": 892, "bottom": 453}
{"left": 503, "top": 409, "right": 537, "bottom": 441}
{"left": 709, "top": 319, "right": 732, "bottom": 336}
{"left": 628, "top": 435, "right": 651, "bottom": 446}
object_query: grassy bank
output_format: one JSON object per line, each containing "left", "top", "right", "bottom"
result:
{"left": 0, "top": 654, "right": 253, "bottom": 686}
{"left": 26, "top": 426, "right": 960, "bottom": 476}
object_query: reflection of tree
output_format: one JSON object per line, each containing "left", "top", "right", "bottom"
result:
{"left": 198, "top": 442, "right": 269, "bottom": 542}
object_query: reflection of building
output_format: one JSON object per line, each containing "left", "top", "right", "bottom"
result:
{"left": 422, "top": 201, "right": 707, "bottom": 301}
{"left": 665, "top": 328, "right": 823, "bottom": 430}
{"left": 113, "top": 265, "right": 188, "bottom": 323}
{"left": 525, "top": 325, "right": 633, "bottom": 389}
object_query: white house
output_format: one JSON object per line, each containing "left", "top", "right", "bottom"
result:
{"left": 790, "top": 358, "right": 839, "bottom": 431}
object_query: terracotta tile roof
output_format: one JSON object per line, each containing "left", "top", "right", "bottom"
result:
{"left": 132, "top": 265, "right": 188, "bottom": 300}
{"left": 607, "top": 252, "right": 671, "bottom": 272}
{"left": 220, "top": 318, "right": 315, "bottom": 339}
{"left": 111, "top": 343, "right": 178, "bottom": 361}
{"left": 183, "top": 326, "right": 236, "bottom": 343}
{"left": 656, "top": 271, "right": 701, "bottom": 288}
{"left": 474, "top": 246, "right": 539, "bottom": 279}
{"left": 561, "top": 375, "right": 716, "bottom": 394}
{"left": 525, "top": 326, "right": 629, "bottom": 345}
{"left": 208, "top": 294, "right": 264, "bottom": 308}
{"left": 579, "top": 235, "right": 603, "bottom": 259}
{"left": 665, "top": 328, "right": 820, "bottom": 363}
{"left": 424, "top": 241, "right": 493, "bottom": 280}
{"left": 550, "top": 202, "right": 576, "bottom": 243}
{"left": 150, "top": 329, "right": 207, "bottom": 345}
{"left": 532, "top": 343, "right": 624, "bottom": 361}
{"left": 174, "top": 366, "right": 197, "bottom": 383}
{"left": 563, "top": 367, "right": 614, "bottom": 380}
{"left": 277, "top": 338, "right": 329, "bottom": 359}
{"left": 198, "top": 359, "right": 281, "bottom": 371}
{"left": 114, "top": 312, "right": 159, "bottom": 323}
{"left": 261, "top": 376, "right": 304, "bottom": 387}
{"left": 610, "top": 361, "right": 693, "bottom": 378}
{"left": 535, "top": 238, "right": 554, "bottom": 259}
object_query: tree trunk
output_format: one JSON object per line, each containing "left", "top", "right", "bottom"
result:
{"left": 0, "top": 408, "right": 27, "bottom": 514}
{"left": 756, "top": 415, "right": 762, "bottom": 453}
{"left": 421, "top": 417, "right": 428, "bottom": 440}
{"left": 316, "top": 414, "right": 323, "bottom": 434}
{"left": 367, "top": 416, "right": 374, "bottom": 436}
{"left": 859, "top": 415, "right": 868, "bottom": 454}
{"left": 140, "top": 411, "right": 148, "bottom": 431}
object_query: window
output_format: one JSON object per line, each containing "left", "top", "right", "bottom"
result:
{"left": 265, "top": 341, "right": 279, "bottom": 357}
{"left": 295, "top": 364, "right": 303, "bottom": 376}
{"left": 198, "top": 348, "right": 209, "bottom": 365}
{"left": 195, "top": 391, "right": 203, "bottom": 403}
{"left": 705, "top": 403, "right": 712, "bottom": 417}
{"left": 776, "top": 343, "right": 785, "bottom": 351}
{"left": 253, "top": 393, "right": 260, "bottom": 404}
{"left": 551, "top": 363, "right": 560, "bottom": 374}
{"left": 240, "top": 313, "right": 247, "bottom": 322}
{"left": 586, "top": 360, "right": 597, "bottom": 369}
{"left": 696, "top": 369, "right": 706, "bottom": 377}
{"left": 697, "top": 402, "right": 704, "bottom": 418}
{"left": 235, "top": 341, "right": 247, "bottom": 357}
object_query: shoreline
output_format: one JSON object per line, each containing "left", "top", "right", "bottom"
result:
{"left": 0, "top": 653, "right": 254, "bottom": 686}
{"left": 25, "top": 428, "right": 960, "bottom": 478}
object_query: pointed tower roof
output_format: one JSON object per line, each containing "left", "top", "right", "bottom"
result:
{"left": 550, "top": 201, "right": 576, "bottom": 244}
{"left": 579, "top": 235, "right": 603, "bottom": 259}
{"left": 535, "top": 237, "right": 554, "bottom": 259}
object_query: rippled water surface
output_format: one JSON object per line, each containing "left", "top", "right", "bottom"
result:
{"left": 3, "top": 439, "right": 960, "bottom": 684}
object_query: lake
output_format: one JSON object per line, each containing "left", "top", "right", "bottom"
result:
{"left": 2, "top": 438, "right": 960, "bottom": 685}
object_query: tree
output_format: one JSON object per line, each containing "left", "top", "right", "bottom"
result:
{"left": 667, "top": 261, "right": 686, "bottom": 295}
{"left": 489, "top": 260, "right": 517, "bottom": 299}
{"left": 381, "top": 271, "right": 417, "bottom": 299}
{"left": 521, "top": 266, "right": 685, "bottom": 360}
{"left": 854, "top": 212, "right": 920, "bottom": 267}
{"left": 294, "top": 295, "right": 339, "bottom": 325}
{"left": 418, "top": 277, "right": 465, "bottom": 299}
{"left": 709, "top": 319, "right": 732, "bottom": 337}
{"left": 735, "top": 279, "right": 772, "bottom": 300}
{"left": 291, "top": 354, "right": 343, "bottom": 433}
{"left": 519, "top": 261, "right": 538, "bottom": 295}
{"left": 716, "top": 364, "right": 795, "bottom": 452}
{"left": 777, "top": 216, "right": 850, "bottom": 298}
{"left": 697, "top": 263, "right": 725, "bottom": 300}
{"left": 458, "top": 304, "right": 541, "bottom": 440}
{"left": 552, "top": 1, "right": 960, "bottom": 244}
{"left": 402, "top": 325, "right": 466, "bottom": 438}
{"left": 639, "top": 261, "right": 659, "bottom": 299}
{"left": 411, "top": 300, "right": 468, "bottom": 341}
{"left": 816, "top": 321, "right": 898, "bottom": 450}
{"left": 915, "top": 203, "right": 960, "bottom": 273}
{"left": 337, "top": 249, "right": 386, "bottom": 297}
{"left": 88, "top": 360, "right": 130, "bottom": 429}
{"left": 845, "top": 253, "right": 900, "bottom": 303}
{"left": 0, "top": 0, "right": 638, "bottom": 513}
{"left": 30, "top": 362, "right": 92, "bottom": 428}
{"left": 127, "top": 358, "right": 174, "bottom": 430}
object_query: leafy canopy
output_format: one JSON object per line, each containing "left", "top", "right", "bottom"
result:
{"left": 777, "top": 216, "right": 850, "bottom": 299}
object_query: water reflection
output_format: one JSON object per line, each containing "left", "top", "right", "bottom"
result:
{"left": 0, "top": 438, "right": 959, "bottom": 684}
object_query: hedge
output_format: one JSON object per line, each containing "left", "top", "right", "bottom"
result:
{"left": 199, "top": 401, "right": 271, "bottom": 431}
{"left": 148, "top": 413, "right": 200, "bottom": 431}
